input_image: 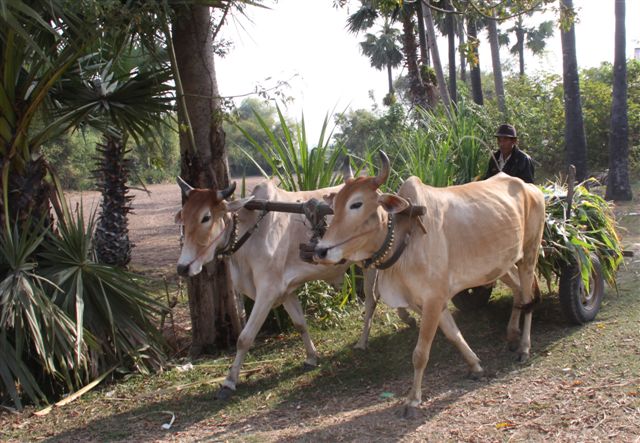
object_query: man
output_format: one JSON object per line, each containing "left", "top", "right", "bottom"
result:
{"left": 484, "top": 124, "right": 535, "bottom": 183}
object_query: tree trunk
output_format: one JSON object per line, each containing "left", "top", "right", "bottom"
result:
{"left": 422, "top": 0, "right": 450, "bottom": 108}
{"left": 467, "top": 18, "right": 484, "bottom": 105}
{"left": 401, "top": 9, "right": 429, "bottom": 109}
{"left": 387, "top": 64, "right": 394, "bottom": 95}
{"left": 172, "top": 5, "right": 242, "bottom": 356}
{"left": 605, "top": 0, "right": 632, "bottom": 201}
{"left": 445, "top": 0, "right": 457, "bottom": 104}
{"left": 487, "top": 13, "right": 506, "bottom": 116}
{"left": 94, "top": 132, "right": 132, "bottom": 268}
{"left": 515, "top": 17, "right": 526, "bottom": 77}
{"left": 458, "top": 18, "right": 467, "bottom": 83}
{"left": 1, "top": 156, "right": 52, "bottom": 230}
{"left": 415, "top": 2, "right": 429, "bottom": 66}
{"left": 559, "top": 0, "right": 588, "bottom": 181}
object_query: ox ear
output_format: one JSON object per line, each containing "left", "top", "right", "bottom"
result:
{"left": 378, "top": 193, "right": 409, "bottom": 214}
{"left": 177, "top": 176, "right": 194, "bottom": 198}
{"left": 224, "top": 195, "right": 254, "bottom": 212}
{"left": 323, "top": 192, "right": 336, "bottom": 208}
{"left": 174, "top": 210, "right": 183, "bottom": 224}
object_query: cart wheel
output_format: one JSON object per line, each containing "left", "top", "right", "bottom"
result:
{"left": 559, "top": 254, "right": 605, "bottom": 325}
{"left": 451, "top": 285, "right": 494, "bottom": 311}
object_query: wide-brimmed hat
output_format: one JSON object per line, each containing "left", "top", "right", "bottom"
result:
{"left": 495, "top": 124, "right": 517, "bottom": 138}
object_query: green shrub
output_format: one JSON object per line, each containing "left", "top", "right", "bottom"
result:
{"left": 0, "top": 189, "right": 167, "bottom": 409}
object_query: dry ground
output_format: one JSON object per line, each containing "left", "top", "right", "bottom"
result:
{"left": 1, "top": 181, "right": 639, "bottom": 442}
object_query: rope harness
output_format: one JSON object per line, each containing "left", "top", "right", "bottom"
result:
{"left": 363, "top": 203, "right": 427, "bottom": 270}
{"left": 216, "top": 210, "right": 268, "bottom": 259}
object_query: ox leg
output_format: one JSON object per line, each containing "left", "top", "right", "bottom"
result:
{"left": 438, "top": 308, "right": 483, "bottom": 378}
{"left": 217, "top": 293, "right": 275, "bottom": 399}
{"left": 515, "top": 263, "right": 538, "bottom": 362}
{"left": 397, "top": 308, "right": 417, "bottom": 328}
{"left": 355, "top": 269, "right": 378, "bottom": 350}
{"left": 404, "top": 298, "right": 442, "bottom": 419}
{"left": 282, "top": 295, "right": 318, "bottom": 369}
{"left": 357, "top": 269, "right": 416, "bottom": 350}
{"left": 501, "top": 268, "right": 523, "bottom": 352}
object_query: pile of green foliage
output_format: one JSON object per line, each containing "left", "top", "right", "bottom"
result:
{"left": 0, "top": 189, "right": 167, "bottom": 410}
{"left": 538, "top": 180, "right": 624, "bottom": 288}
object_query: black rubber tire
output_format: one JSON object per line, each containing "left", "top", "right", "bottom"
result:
{"left": 451, "top": 285, "right": 494, "bottom": 311}
{"left": 559, "top": 254, "right": 605, "bottom": 325}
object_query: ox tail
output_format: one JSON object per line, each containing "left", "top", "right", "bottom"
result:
{"left": 519, "top": 276, "right": 542, "bottom": 314}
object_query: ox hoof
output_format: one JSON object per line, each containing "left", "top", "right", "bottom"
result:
{"left": 353, "top": 343, "right": 367, "bottom": 351}
{"left": 302, "top": 362, "right": 319, "bottom": 372}
{"left": 214, "top": 386, "right": 235, "bottom": 401}
{"left": 467, "top": 369, "right": 485, "bottom": 380}
{"left": 507, "top": 341, "right": 519, "bottom": 353}
{"left": 516, "top": 352, "right": 530, "bottom": 363}
{"left": 401, "top": 404, "right": 420, "bottom": 420}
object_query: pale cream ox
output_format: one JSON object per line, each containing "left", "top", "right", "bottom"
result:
{"left": 175, "top": 177, "right": 413, "bottom": 399}
{"left": 312, "top": 152, "right": 546, "bottom": 417}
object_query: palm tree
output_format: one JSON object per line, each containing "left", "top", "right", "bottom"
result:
{"left": 486, "top": 10, "right": 506, "bottom": 116}
{"left": 466, "top": 16, "right": 484, "bottom": 105}
{"left": 559, "top": 0, "right": 588, "bottom": 181}
{"left": 422, "top": 0, "right": 450, "bottom": 108}
{"left": 360, "top": 20, "right": 404, "bottom": 100}
{"left": 347, "top": 1, "right": 429, "bottom": 109}
{"left": 0, "top": 1, "right": 99, "bottom": 229}
{"left": 605, "top": 0, "right": 632, "bottom": 201}
{"left": 501, "top": 15, "right": 554, "bottom": 77}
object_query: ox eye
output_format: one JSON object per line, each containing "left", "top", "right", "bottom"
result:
{"left": 349, "top": 202, "right": 363, "bottom": 210}
{"left": 201, "top": 214, "right": 211, "bottom": 223}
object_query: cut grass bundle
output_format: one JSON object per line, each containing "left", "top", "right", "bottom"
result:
{"left": 538, "top": 179, "right": 624, "bottom": 289}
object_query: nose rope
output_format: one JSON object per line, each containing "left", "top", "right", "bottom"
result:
{"left": 183, "top": 217, "right": 230, "bottom": 271}
{"left": 320, "top": 226, "right": 378, "bottom": 253}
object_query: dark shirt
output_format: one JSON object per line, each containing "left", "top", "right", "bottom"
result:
{"left": 484, "top": 147, "right": 535, "bottom": 184}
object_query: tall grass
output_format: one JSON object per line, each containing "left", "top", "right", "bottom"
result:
{"left": 363, "top": 99, "right": 491, "bottom": 190}
{"left": 236, "top": 104, "right": 345, "bottom": 191}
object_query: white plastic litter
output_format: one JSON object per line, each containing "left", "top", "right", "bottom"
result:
{"left": 175, "top": 363, "right": 193, "bottom": 372}
{"left": 161, "top": 411, "right": 176, "bottom": 430}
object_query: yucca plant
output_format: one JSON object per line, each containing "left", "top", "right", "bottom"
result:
{"left": 0, "top": 183, "right": 167, "bottom": 410}
{"left": 0, "top": 221, "right": 96, "bottom": 409}
{"left": 537, "top": 179, "right": 624, "bottom": 288}
{"left": 41, "top": 194, "right": 167, "bottom": 375}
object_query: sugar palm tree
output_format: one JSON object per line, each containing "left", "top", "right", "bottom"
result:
{"left": 347, "top": 0, "right": 429, "bottom": 108}
{"left": 559, "top": 0, "right": 588, "bottom": 181}
{"left": 52, "top": 54, "right": 173, "bottom": 266}
{"left": 360, "top": 20, "right": 404, "bottom": 100}
{"left": 606, "top": 0, "right": 632, "bottom": 200}
{"left": 500, "top": 15, "right": 554, "bottom": 77}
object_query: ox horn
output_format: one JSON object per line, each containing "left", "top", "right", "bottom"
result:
{"left": 177, "top": 176, "right": 194, "bottom": 197}
{"left": 217, "top": 181, "right": 237, "bottom": 201}
{"left": 341, "top": 156, "right": 353, "bottom": 181}
{"left": 373, "top": 151, "right": 390, "bottom": 188}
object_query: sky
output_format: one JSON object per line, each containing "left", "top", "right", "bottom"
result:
{"left": 216, "top": 1, "right": 640, "bottom": 141}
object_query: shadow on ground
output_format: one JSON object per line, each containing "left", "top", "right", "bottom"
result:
{"left": 44, "top": 291, "right": 583, "bottom": 442}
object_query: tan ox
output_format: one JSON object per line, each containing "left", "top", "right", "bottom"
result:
{"left": 312, "top": 152, "right": 545, "bottom": 417}
{"left": 175, "top": 178, "right": 412, "bottom": 399}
